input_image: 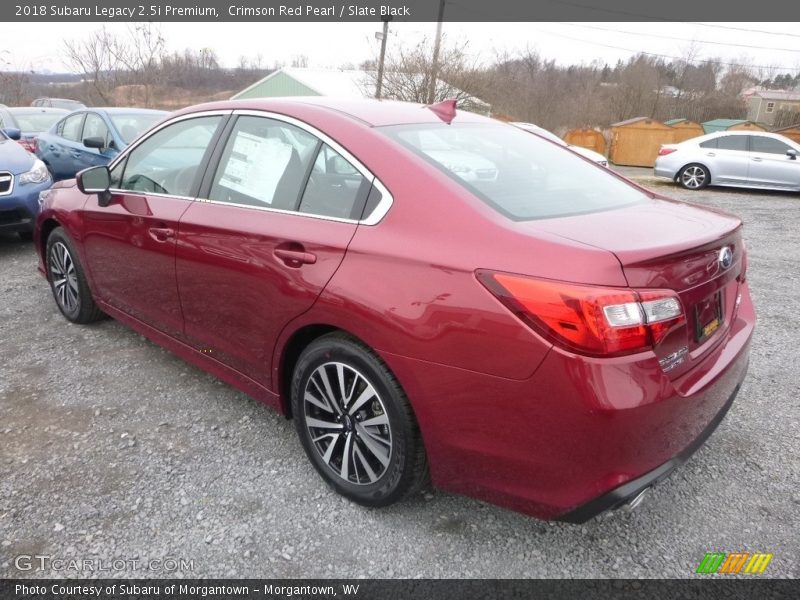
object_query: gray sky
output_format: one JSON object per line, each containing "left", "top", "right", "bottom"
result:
{"left": 2, "top": 22, "right": 800, "bottom": 75}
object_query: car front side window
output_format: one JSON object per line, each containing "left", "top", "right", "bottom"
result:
{"left": 118, "top": 116, "right": 223, "bottom": 197}
{"left": 61, "top": 114, "right": 85, "bottom": 142}
{"left": 82, "top": 113, "right": 110, "bottom": 147}
{"left": 750, "top": 136, "right": 792, "bottom": 155}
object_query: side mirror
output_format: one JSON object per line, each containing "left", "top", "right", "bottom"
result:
{"left": 3, "top": 127, "right": 22, "bottom": 140}
{"left": 83, "top": 136, "right": 105, "bottom": 150}
{"left": 76, "top": 165, "right": 112, "bottom": 206}
{"left": 787, "top": 149, "right": 797, "bottom": 160}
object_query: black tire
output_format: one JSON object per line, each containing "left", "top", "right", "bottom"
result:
{"left": 677, "top": 163, "right": 710, "bottom": 190}
{"left": 291, "top": 333, "right": 429, "bottom": 507}
{"left": 17, "top": 231, "right": 33, "bottom": 241}
{"left": 45, "top": 227, "right": 104, "bottom": 324}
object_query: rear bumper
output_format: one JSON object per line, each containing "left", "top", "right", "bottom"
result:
{"left": 558, "top": 375, "right": 743, "bottom": 522}
{"left": 381, "top": 282, "right": 755, "bottom": 521}
{"left": 654, "top": 164, "right": 678, "bottom": 179}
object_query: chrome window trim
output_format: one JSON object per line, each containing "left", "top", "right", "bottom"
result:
{"left": 0, "top": 172, "right": 14, "bottom": 197}
{"left": 105, "top": 110, "right": 233, "bottom": 202}
{"left": 212, "top": 109, "right": 393, "bottom": 225}
{"left": 104, "top": 108, "right": 394, "bottom": 226}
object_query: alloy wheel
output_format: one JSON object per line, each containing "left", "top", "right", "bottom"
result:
{"left": 49, "top": 241, "right": 80, "bottom": 314}
{"left": 681, "top": 166, "right": 707, "bottom": 189}
{"left": 303, "top": 362, "right": 393, "bottom": 485}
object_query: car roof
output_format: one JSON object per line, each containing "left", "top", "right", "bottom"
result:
{"left": 170, "top": 97, "right": 490, "bottom": 128}
{"left": 86, "top": 107, "right": 167, "bottom": 115}
{"left": 8, "top": 107, "right": 69, "bottom": 114}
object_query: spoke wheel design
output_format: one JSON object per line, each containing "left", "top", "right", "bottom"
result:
{"left": 303, "top": 362, "right": 393, "bottom": 486}
{"left": 49, "top": 241, "right": 80, "bottom": 314}
{"left": 681, "top": 165, "right": 707, "bottom": 189}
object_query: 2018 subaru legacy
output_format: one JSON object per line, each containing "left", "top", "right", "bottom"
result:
{"left": 34, "top": 98, "right": 754, "bottom": 521}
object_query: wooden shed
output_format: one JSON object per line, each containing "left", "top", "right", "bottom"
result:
{"left": 774, "top": 124, "right": 800, "bottom": 144}
{"left": 609, "top": 117, "right": 674, "bottom": 167}
{"left": 563, "top": 128, "right": 606, "bottom": 156}
{"left": 701, "top": 119, "right": 767, "bottom": 134}
{"left": 664, "top": 118, "right": 704, "bottom": 143}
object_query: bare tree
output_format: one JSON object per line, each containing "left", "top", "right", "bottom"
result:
{"left": 363, "top": 36, "right": 481, "bottom": 109}
{"left": 63, "top": 24, "right": 165, "bottom": 106}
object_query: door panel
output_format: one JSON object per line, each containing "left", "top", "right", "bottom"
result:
{"left": 176, "top": 204, "right": 358, "bottom": 386}
{"left": 746, "top": 136, "right": 800, "bottom": 189}
{"left": 706, "top": 135, "right": 750, "bottom": 184}
{"left": 79, "top": 114, "right": 227, "bottom": 337}
{"left": 174, "top": 114, "right": 368, "bottom": 387}
{"left": 81, "top": 193, "right": 192, "bottom": 338}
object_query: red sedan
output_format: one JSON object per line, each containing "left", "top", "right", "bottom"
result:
{"left": 34, "top": 98, "right": 754, "bottom": 521}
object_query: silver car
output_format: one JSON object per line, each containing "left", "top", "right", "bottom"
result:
{"left": 655, "top": 131, "right": 800, "bottom": 192}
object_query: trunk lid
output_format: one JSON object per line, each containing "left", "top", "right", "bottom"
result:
{"left": 527, "top": 198, "right": 745, "bottom": 378}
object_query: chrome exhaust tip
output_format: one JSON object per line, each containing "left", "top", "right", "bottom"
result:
{"left": 624, "top": 488, "right": 649, "bottom": 512}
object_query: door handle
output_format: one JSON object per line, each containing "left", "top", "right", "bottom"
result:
{"left": 148, "top": 226, "right": 175, "bottom": 242}
{"left": 752, "top": 157, "right": 763, "bottom": 162}
{"left": 705, "top": 152, "right": 716, "bottom": 157}
{"left": 274, "top": 247, "right": 317, "bottom": 267}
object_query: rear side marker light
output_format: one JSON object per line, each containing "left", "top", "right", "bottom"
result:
{"left": 477, "top": 270, "right": 686, "bottom": 357}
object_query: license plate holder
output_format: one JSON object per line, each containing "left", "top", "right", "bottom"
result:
{"left": 694, "top": 290, "right": 723, "bottom": 343}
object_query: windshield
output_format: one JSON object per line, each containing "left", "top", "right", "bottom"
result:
{"left": 9, "top": 111, "right": 63, "bottom": 133}
{"left": 381, "top": 123, "right": 646, "bottom": 221}
{"left": 111, "top": 113, "right": 165, "bottom": 144}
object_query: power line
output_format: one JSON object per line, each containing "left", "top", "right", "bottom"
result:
{"left": 559, "top": 22, "right": 800, "bottom": 54}
{"left": 688, "top": 22, "right": 800, "bottom": 40}
{"left": 534, "top": 27, "right": 800, "bottom": 73}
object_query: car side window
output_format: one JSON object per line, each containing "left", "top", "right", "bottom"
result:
{"left": 716, "top": 135, "right": 748, "bottom": 152}
{"left": 750, "top": 136, "right": 792, "bottom": 155}
{"left": 209, "top": 116, "right": 318, "bottom": 210}
{"left": 82, "top": 113, "right": 110, "bottom": 146}
{"left": 699, "top": 138, "right": 718, "bottom": 149}
{"left": 119, "top": 116, "right": 222, "bottom": 197}
{"left": 61, "top": 114, "right": 85, "bottom": 142}
{"left": 299, "top": 144, "right": 370, "bottom": 219}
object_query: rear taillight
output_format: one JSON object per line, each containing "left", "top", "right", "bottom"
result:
{"left": 18, "top": 138, "right": 36, "bottom": 153}
{"left": 477, "top": 271, "right": 685, "bottom": 357}
{"left": 658, "top": 147, "right": 677, "bottom": 156}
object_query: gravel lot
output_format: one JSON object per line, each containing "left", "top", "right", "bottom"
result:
{"left": 1, "top": 169, "right": 798, "bottom": 579}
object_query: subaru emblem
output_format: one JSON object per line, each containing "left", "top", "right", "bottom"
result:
{"left": 719, "top": 246, "right": 733, "bottom": 270}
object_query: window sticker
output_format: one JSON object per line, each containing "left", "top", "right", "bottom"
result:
{"left": 218, "top": 131, "right": 293, "bottom": 205}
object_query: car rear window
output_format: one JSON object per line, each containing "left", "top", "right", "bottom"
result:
{"left": 380, "top": 123, "right": 646, "bottom": 221}
{"left": 110, "top": 113, "right": 165, "bottom": 144}
{"left": 9, "top": 111, "right": 63, "bottom": 133}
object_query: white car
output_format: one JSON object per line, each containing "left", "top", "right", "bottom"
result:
{"left": 513, "top": 122, "right": 608, "bottom": 166}
{"left": 655, "top": 131, "right": 800, "bottom": 192}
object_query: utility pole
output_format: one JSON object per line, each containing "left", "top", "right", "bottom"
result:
{"left": 375, "top": 17, "right": 390, "bottom": 99}
{"left": 426, "top": 0, "right": 446, "bottom": 105}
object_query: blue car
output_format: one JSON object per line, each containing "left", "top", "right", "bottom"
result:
{"left": 0, "top": 127, "right": 52, "bottom": 239}
{"left": 37, "top": 107, "right": 166, "bottom": 181}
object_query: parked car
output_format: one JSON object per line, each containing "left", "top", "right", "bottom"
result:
{"left": 35, "top": 98, "right": 754, "bottom": 521}
{"left": 514, "top": 122, "right": 608, "bottom": 166}
{"left": 0, "top": 127, "right": 52, "bottom": 239}
{"left": 0, "top": 104, "right": 13, "bottom": 130}
{"left": 37, "top": 107, "right": 167, "bottom": 181}
{"left": 655, "top": 131, "right": 800, "bottom": 191}
{"left": 2, "top": 107, "right": 68, "bottom": 153}
{"left": 32, "top": 98, "right": 86, "bottom": 111}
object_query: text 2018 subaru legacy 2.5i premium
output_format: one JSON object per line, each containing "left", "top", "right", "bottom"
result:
{"left": 34, "top": 98, "right": 754, "bottom": 521}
